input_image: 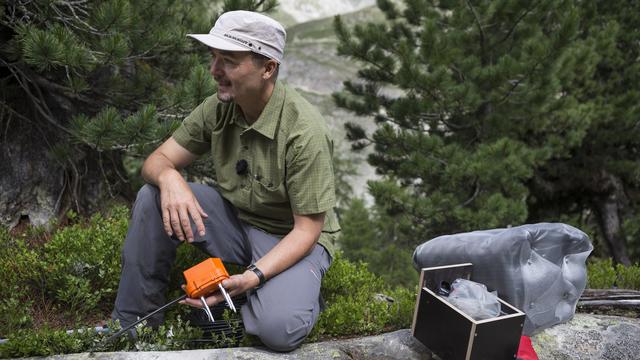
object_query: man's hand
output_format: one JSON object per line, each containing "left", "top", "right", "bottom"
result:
{"left": 179, "top": 271, "right": 260, "bottom": 308}
{"left": 158, "top": 169, "right": 208, "bottom": 242}
{"left": 142, "top": 137, "right": 205, "bottom": 242}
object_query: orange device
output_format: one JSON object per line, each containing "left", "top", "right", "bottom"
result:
{"left": 92, "top": 257, "right": 236, "bottom": 352}
{"left": 182, "top": 257, "right": 237, "bottom": 321}
{"left": 183, "top": 257, "right": 230, "bottom": 298}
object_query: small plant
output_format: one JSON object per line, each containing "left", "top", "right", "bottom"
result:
{"left": 309, "top": 253, "right": 416, "bottom": 340}
{"left": 587, "top": 257, "right": 640, "bottom": 290}
{"left": 0, "top": 327, "right": 95, "bottom": 358}
{"left": 587, "top": 258, "right": 617, "bottom": 288}
{"left": 616, "top": 263, "right": 640, "bottom": 289}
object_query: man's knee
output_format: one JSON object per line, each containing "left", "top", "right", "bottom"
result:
{"left": 250, "top": 312, "right": 314, "bottom": 352}
{"left": 134, "top": 184, "right": 160, "bottom": 211}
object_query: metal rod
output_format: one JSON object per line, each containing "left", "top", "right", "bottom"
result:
{"left": 219, "top": 283, "right": 236, "bottom": 313}
{"left": 90, "top": 294, "right": 187, "bottom": 353}
{"left": 200, "top": 296, "right": 215, "bottom": 322}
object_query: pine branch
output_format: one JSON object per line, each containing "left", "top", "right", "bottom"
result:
{"left": 465, "top": 0, "right": 487, "bottom": 65}
{"left": 488, "top": 2, "right": 538, "bottom": 53}
{"left": 50, "top": 0, "right": 102, "bottom": 35}
{"left": 496, "top": 50, "right": 554, "bottom": 105}
{"left": 458, "top": 179, "right": 480, "bottom": 208}
{"left": 376, "top": 113, "right": 425, "bottom": 133}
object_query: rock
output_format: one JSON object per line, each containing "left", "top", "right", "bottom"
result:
{"left": 28, "top": 330, "right": 430, "bottom": 360}
{"left": 25, "top": 314, "right": 640, "bottom": 360}
{"left": 532, "top": 314, "right": 640, "bottom": 360}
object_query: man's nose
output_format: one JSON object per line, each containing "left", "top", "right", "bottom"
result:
{"left": 210, "top": 58, "right": 223, "bottom": 78}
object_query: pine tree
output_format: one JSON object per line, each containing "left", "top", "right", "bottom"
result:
{"left": 0, "top": 0, "right": 277, "bottom": 226}
{"left": 333, "top": 1, "right": 611, "bottom": 255}
{"left": 528, "top": 1, "right": 640, "bottom": 264}
{"left": 339, "top": 198, "right": 419, "bottom": 286}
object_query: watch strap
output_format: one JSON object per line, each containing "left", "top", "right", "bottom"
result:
{"left": 247, "top": 264, "right": 266, "bottom": 288}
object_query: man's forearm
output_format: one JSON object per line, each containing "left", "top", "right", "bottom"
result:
{"left": 142, "top": 152, "right": 180, "bottom": 186}
{"left": 142, "top": 137, "right": 198, "bottom": 186}
{"left": 182, "top": 214, "right": 323, "bottom": 308}
{"left": 243, "top": 213, "right": 324, "bottom": 288}
{"left": 253, "top": 228, "right": 319, "bottom": 280}
{"left": 140, "top": 137, "right": 205, "bottom": 242}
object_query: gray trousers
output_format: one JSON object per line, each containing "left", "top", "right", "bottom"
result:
{"left": 112, "top": 183, "right": 332, "bottom": 351}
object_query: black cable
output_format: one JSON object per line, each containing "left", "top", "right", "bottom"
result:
{"left": 90, "top": 294, "right": 187, "bottom": 354}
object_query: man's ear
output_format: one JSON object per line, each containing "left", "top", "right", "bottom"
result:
{"left": 262, "top": 59, "right": 278, "bottom": 80}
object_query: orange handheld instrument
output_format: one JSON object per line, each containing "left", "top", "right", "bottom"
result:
{"left": 183, "top": 257, "right": 237, "bottom": 322}
{"left": 183, "top": 257, "right": 230, "bottom": 298}
{"left": 92, "top": 258, "right": 236, "bottom": 352}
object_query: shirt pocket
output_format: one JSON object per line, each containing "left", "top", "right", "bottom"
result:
{"left": 249, "top": 166, "right": 289, "bottom": 215}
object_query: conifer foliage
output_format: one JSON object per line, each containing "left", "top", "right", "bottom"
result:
{"left": 334, "top": 0, "right": 639, "bottom": 263}
{"left": 0, "top": 0, "right": 276, "bottom": 224}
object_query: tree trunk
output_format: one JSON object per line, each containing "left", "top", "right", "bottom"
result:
{"left": 0, "top": 116, "right": 64, "bottom": 228}
{"left": 591, "top": 172, "right": 631, "bottom": 266}
{"left": 0, "top": 90, "right": 134, "bottom": 229}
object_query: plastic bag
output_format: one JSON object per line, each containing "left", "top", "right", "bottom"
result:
{"left": 445, "top": 279, "right": 501, "bottom": 320}
{"left": 413, "top": 223, "right": 592, "bottom": 335}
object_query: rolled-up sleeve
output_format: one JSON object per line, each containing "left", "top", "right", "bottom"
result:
{"left": 172, "top": 97, "right": 215, "bottom": 155}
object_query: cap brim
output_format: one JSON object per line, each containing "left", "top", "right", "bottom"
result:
{"left": 186, "top": 34, "right": 250, "bottom": 52}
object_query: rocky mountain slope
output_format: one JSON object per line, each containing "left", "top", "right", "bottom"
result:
{"left": 276, "top": 4, "right": 385, "bottom": 200}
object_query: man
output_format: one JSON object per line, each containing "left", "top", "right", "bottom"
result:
{"left": 111, "top": 10, "right": 340, "bottom": 351}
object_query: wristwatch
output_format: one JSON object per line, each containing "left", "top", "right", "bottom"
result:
{"left": 247, "top": 264, "right": 266, "bottom": 289}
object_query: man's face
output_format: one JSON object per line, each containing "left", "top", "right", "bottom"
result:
{"left": 209, "top": 49, "right": 264, "bottom": 103}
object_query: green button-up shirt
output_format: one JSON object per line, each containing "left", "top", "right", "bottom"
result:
{"left": 172, "top": 81, "right": 340, "bottom": 257}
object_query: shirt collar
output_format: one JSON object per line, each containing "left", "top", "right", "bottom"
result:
{"left": 249, "top": 81, "right": 285, "bottom": 140}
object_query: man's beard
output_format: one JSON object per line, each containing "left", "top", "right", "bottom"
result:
{"left": 217, "top": 92, "right": 233, "bottom": 103}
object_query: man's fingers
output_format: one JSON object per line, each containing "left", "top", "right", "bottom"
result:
{"left": 178, "top": 206, "right": 194, "bottom": 242}
{"left": 189, "top": 205, "right": 206, "bottom": 237}
{"left": 205, "top": 294, "right": 224, "bottom": 307}
{"left": 221, "top": 275, "right": 246, "bottom": 297}
{"left": 196, "top": 201, "right": 208, "bottom": 218}
{"left": 169, "top": 208, "right": 185, "bottom": 241}
{"left": 179, "top": 295, "right": 223, "bottom": 308}
{"left": 162, "top": 208, "right": 172, "bottom": 236}
{"left": 180, "top": 298, "right": 203, "bottom": 308}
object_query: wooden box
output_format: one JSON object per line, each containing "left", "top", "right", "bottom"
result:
{"left": 411, "top": 263, "right": 525, "bottom": 360}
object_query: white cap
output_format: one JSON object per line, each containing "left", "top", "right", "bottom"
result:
{"left": 187, "top": 10, "right": 286, "bottom": 63}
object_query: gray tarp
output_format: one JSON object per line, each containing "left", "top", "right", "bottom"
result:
{"left": 413, "top": 223, "right": 593, "bottom": 335}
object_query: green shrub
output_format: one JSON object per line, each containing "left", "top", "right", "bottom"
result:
{"left": 0, "top": 317, "right": 207, "bottom": 357}
{"left": 0, "top": 291, "right": 33, "bottom": 335}
{"left": 0, "top": 232, "right": 41, "bottom": 335}
{"left": 321, "top": 253, "right": 387, "bottom": 300}
{"left": 43, "top": 206, "right": 129, "bottom": 310}
{"left": 587, "top": 258, "right": 617, "bottom": 288}
{"left": 616, "top": 263, "right": 640, "bottom": 289}
{"left": 0, "top": 207, "right": 130, "bottom": 336}
{"left": 309, "top": 254, "right": 416, "bottom": 340}
{"left": 0, "top": 327, "right": 95, "bottom": 358}
{"left": 587, "top": 257, "right": 640, "bottom": 290}
{"left": 0, "top": 212, "right": 420, "bottom": 357}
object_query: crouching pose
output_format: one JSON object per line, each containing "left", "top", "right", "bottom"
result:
{"left": 111, "top": 10, "right": 340, "bottom": 351}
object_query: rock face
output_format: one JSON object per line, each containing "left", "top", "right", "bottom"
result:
{"left": 30, "top": 314, "right": 640, "bottom": 360}
{"left": 532, "top": 314, "right": 640, "bottom": 360}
